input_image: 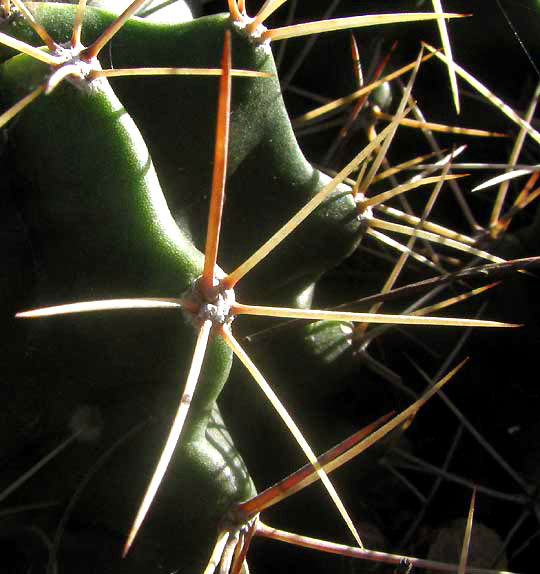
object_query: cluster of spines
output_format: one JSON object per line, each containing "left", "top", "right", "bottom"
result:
{"left": 1, "top": 1, "right": 539, "bottom": 572}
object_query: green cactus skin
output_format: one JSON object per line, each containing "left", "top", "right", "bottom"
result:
{"left": 2, "top": 3, "right": 539, "bottom": 573}
{"left": 2, "top": 55, "right": 203, "bottom": 300}
{"left": 103, "top": 13, "right": 365, "bottom": 302}
{"left": 87, "top": 0, "right": 196, "bottom": 22}
{"left": 1, "top": 51, "right": 256, "bottom": 572}
{"left": 0, "top": 8, "right": 371, "bottom": 570}
{"left": 0, "top": 4, "right": 366, "bottom": 306}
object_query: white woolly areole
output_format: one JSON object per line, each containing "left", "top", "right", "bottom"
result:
{"left": 48, "top": 44, "right": 102, "bottom": 93}
{"left": 232, "top": 18, "right": 272, "bottom": 52}
{"left": 354, "top": 192, "right": 374, "bottom": 224}
{"left": 197, "top": 286, "right": 235, "bottom": 326}
{"left": 182, "top": 272, "right": 236, "bottom": 327}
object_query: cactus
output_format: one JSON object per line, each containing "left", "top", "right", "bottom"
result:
{"left": 1, "top": 1, "right": 539, "bottom": 573}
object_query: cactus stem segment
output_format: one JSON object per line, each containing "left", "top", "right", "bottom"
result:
{"left": 81, "top": 0, "right": 149, "bottom": 61}
{"left": 123, "top": 319, "right": 213, "bottom": 557}
{"left": 222, "top": 122, "right": 395, "bottom": 289}
{"left": 125, "top": 32, "right": 234, "bottom": 554}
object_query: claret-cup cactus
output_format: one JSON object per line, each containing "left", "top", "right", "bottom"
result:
{"left": 1, "top": 1, "right": 539, "bottom": 573}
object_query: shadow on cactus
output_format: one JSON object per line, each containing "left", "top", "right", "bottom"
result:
{"left": 0, "top": 1, "right": 538, "bottom": 573}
